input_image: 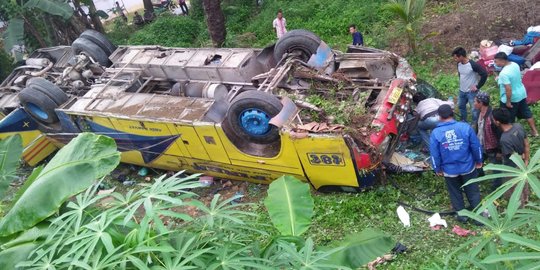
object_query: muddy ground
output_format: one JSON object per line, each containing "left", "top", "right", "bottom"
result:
{"left": 389, "top": 0, "right": 540, "bottom": 72}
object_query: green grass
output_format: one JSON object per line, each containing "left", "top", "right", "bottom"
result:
{"left": 244, "top": 171, "right": 506, "bottom": 269}
{"left": 62, "top": 0, "right": 540, "bottom": 267}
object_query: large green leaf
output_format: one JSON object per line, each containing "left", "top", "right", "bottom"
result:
{"left": 0, "top": 135, "right": 23, "bottom": 199}
{"left": 24, "top": 0, "right": 73, "bottom": 19}
{"left": 2, "top": 18, "right": 25, "bottom": 55}
{"left": 328, "top": 228, "right": 395, "bottom": 268}
{"left": 0, "top": 242, "right": 37, "bottom": 269}
{"left": 0, "top": 133, "right": 121, "bottom": 236}
{"left": 264, "top": 175, "right": 314, "bottom": 236}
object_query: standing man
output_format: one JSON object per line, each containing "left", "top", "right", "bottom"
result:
{"left": 473, "top": 92, "right": 502, "bottom": 190}
{"left": 492, "top": 108, "right": 530, "bottom": 205}
{"left": 349, "top": 24, "right": 364, "bottom": 46}
{"left": 452, "top": 47, "right": 488, "bottom": 125}
{"left": 430, "top": 104, "right": 483, "bottom": 223}
{"left": 115, "top": 1, "right": 127, "bottom": 22}
{"left": 413, "top": 92, "right": 454, "bottom": 149}
{"left": 494, "top": 52, "right": 539, "bottom": 137}
{"left": 272, "top": 9, "right": 287, "bottom": 39}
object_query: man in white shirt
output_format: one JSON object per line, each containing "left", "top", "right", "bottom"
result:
{"left": 413, "top": 92, "right": 454, "bottom": 149}
{"left": 272, "top": 9, "right": 287, "bottom": 39}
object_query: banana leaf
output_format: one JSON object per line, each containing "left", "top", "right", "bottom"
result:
{"left": 0, "top": 135, "right": 23, "bottom": 199}
{"left": 2, "top": 18, "right": 25, "bottom": 55}
{"left": 328, "top": 228, "right": 395, "bottom": 268}
{"left": 24, "top": 0, "right": 73, "bottom": 20}
{"left": 0, "top": 133, "right": 121, "bottom": 237}
{"left": 264, "top": 175, "right": 314, "bottom": 236}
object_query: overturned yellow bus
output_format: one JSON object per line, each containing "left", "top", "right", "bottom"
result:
{"left": 0, "top": 29, "right": 417, "bottom": 192}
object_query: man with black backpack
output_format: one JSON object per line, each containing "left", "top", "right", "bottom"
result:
{"left": 473, "top": 92, "right": 502, "bottom": 191}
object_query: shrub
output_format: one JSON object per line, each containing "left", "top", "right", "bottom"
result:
{"left": 128, "top": 15, "right": 201, "bottom": 47}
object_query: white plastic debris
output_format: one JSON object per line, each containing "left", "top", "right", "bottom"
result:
{"left": 199, "top": 176, "right": 214, "bottom": 187}
{"left": 428, "top": 213, "right": 447, "bottom": 228}
{"left": 396, "top": 205, "right": 410, "bottom": 227}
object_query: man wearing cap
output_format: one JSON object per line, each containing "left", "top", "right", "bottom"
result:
{"left": 474, "top": 92, "right": 502, "bottom": 190}
{"left": 452, "top": 47, "right": 488, "bottom": 125}
{"left": 430, "top": 104, "right": 483, "bottom": 223}
{"left": 494, "top": 52, "right": 539, "bottom": 137}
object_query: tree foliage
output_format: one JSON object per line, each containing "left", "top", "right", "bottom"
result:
{"left": 384, "top": 0, "right": 426, "bottom": 54}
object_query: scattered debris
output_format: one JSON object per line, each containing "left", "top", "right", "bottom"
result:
{"left": 138, "top": 167, "right": 148, "bottom": 177}
{"left": 428, "top": 213, "right": 448, "bottom": 228}
{"left": 396, "top": 205, "right": 411, "bottom": 227}
{"left": 230, "top": 191, "right": 244, "bottom": 205}
{"left": 452, "top": 225, "right": 476, "bottom": 237}
{"left": 122, "top": 180, "right": 136, "bottom": 186}
{"left": 392, "top": 242, "right": 408, "bottom": 254}
{"left": 367, "top": 254, "right": 394, "bottom": 270}
{"left": 296, "top": 121, "right": 345, "bottom": 133}
{"left": 222, "top": 180, "right": 233, "bottom": 188}
{"left": 199, "top": 176, "right": 214, "bottom": 187}
{"left": 97, "top": 188, "right": 116, "bottom": 196}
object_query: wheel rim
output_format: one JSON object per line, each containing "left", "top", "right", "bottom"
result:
{"left": 27, "top": 102, "right": 48, "bottom": 120}
{"left": 239, "top": 108, "right": 271, "bottom": 136}
{"left": 288, "top": 45, "right": 313, "bottom": 61}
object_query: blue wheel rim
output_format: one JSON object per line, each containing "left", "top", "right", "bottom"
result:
{"left": 27, "top": 102, "right": 48, "bottom": 120}
{"left": 239, "top": 108, "right": 271, "bottom": 136}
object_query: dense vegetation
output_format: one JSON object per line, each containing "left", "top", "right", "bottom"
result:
{"left": 0, "top": 0, "right": 539, "bottom": 268}
{"left": 108, "top": 0, "right": 394, "bottom": 50}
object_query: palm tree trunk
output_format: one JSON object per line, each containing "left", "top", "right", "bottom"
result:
{"left": 87, "top": 0, "right": 105, "bottom": 32}
{"left": 202, "top": 0, "right": 226, "bottom": 47}
{"left": 407, "top": 30, "right": 416, "bottom": 54}
{"left": 72, "top": 0, "right": 92, "bottom": 29}
{"left": 143, "top": 0, "right": 154, "bottom": 13}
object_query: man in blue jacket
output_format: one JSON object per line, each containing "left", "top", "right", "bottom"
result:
{"left": 429, "top": 104, "right": 483, "bottom": 223}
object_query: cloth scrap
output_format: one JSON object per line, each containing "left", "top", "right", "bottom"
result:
{"left": 452, "top": 225, "right": 476, "bottom": 237}
{"left": 428, "top": 213, "right": 448, "bottom": 228}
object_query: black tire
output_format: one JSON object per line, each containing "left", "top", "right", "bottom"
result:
{"left": 19, "top": 87, "right": 60, "bottom": 124}
{"left": 26, "top": 77, "right": 68, "bottom": 106}
{"left": 80, "top": 29, "right": 117, "bottom": 56}
{"left": 273, "top": 29, "right": 321, "bottom": 62}
{"left": 225, "top": 91, "right": 283, "bottom": 144}
{"left": 72, "top": 37, "right": 111, "bottom": 67}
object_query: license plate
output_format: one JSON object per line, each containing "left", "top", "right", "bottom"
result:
{"left": 388, "top": 87, "right": 403, "bottom": 104}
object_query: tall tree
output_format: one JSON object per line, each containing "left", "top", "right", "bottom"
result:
{"left": 82, "top": 0, "right": 105, "bottom": 32}
{"left": 143, "top": 0, "right": 154, "bottom": 13}
{"left": 1, "top": 0, "right": 74, "bottom": 51}
{"left": 384, "top": 0, "right": 426, "bottom": 54}
{"left": 202, "top": 0, "right": 226, "bottom": 47}
{"left": 71, "top": 0, "right": 92, "bottom": 29}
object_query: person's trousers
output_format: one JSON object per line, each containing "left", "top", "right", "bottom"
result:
{"left": 180, "top": 3, "right": 189, "bottom": 14}
{"left": 444, "top": 169, "right": 481, "bottom": 214}
{"left": 417, "top": 115, "right": 439, "bottom": 149}
{"left": 458, "top": 90, "right": 479, "bottom": 124}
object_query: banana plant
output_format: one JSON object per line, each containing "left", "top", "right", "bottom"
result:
{"left": 436, "top": 150, "right": 540, "bottom": 269}
{"left": 1, "top": 0, "right": 73, "bottom": 55}
{"left": 0, "top": 133, "right": 120, "bottom": 269}
{"left": 263, "top": 175, "right": 395, "bottom": 269}
{"left": 0, "top": 135, "right": 22, "bottom": 200}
